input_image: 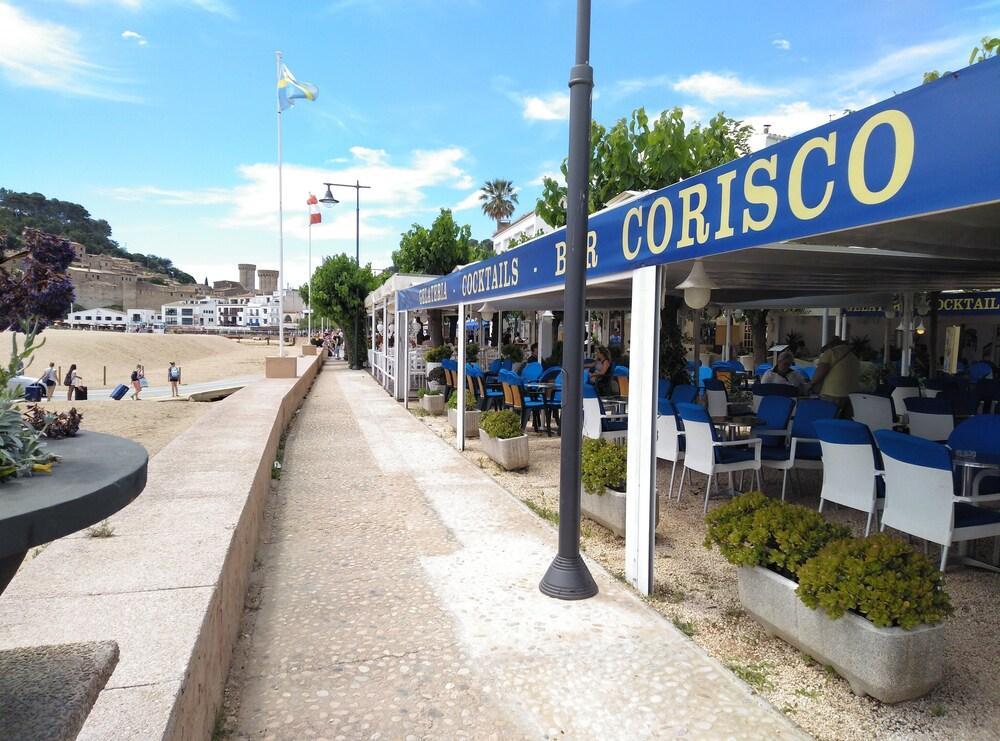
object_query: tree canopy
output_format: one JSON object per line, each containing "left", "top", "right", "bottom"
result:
{"left": 923, "top": 35, "right": 998, "bottom": 82}
{"left": 536, "top": 107, "right": 752, "bottom": 228}
{"left": 305, "top": 253, "right": 381, "bottom": 365}
{"left": 0, "top": 188, "right": 196, "bottom": 284}
{"left": 479, "top": 179, "right": 518, "bottom": 233}
{"left": 392, "top": 208, "right": 486, "bottom": 274}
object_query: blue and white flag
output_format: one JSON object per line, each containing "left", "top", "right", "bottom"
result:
{"left": 277, "top": 64, "right": 318, "bottom": 111}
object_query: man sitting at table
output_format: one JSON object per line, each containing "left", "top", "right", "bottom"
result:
{"left": 761, "top": 351, "right": 808, "bottom": 391}
{"left": 589, "top": 346, "right": 613, "bottom": 395}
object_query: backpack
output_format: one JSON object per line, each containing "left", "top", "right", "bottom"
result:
{"left": 169, "top": 366, "right": 180, "bottom": 380}
{"left": 64, "top": 371, "right": 73, "bottom": 386}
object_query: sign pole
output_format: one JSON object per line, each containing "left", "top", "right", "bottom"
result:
{"left": 540, "top": 0, "right": 598, "bottom": 600}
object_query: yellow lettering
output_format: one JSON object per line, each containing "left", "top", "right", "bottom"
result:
{"left": 677, "top": 183, "right": 710, "bottom": 248}
{"left": 848, "top": 110, "right": 914, "bottom": 205}
{"left": 742, "top": 155, "right": 778, "bottom": 233}
{"left": 586, "top": 231, "right": 599, "bottom": 269}
{"left": 622, "top": 206, "right": 643, "bottom": 260}
{"left": 647, "top": 197, "right": 673, "bottom": 254}
{"left": 554, "top": 241, "right": 566, "bottom": 277}
{"left": 714, "top": 170, "right": 737, "bottom": 239}
{"left": 789, "top": 133, "right": 836, "bottom": 220}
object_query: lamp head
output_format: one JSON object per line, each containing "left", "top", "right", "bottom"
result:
{"left": 478, "top": 303, "right": 495, "bottom": 322}
{"left": 676, "top": 260, "right": 717, "bottom": 310}
{"left": 319, "top": 183, "right": 339, "bottom": 207}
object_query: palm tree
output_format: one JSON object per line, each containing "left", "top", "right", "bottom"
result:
{"left": 479, "top": 179, "right": 519, "bottom": 233}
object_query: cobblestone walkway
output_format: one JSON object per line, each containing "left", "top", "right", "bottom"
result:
{"left": 229, "top": 364, "right": 806, "bottom": 740}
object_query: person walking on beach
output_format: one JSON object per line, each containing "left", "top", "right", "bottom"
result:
{"left": 167, "top": 361, "right": 181, "bottom": 397}
{"left": 130, "top": 364, "right": 143, "bottom": 400}
{"left": 65, "top": 364, "right": 78, "bottom": 401}
{"left": 38, "top": 362, "right": 58, "bottom": 401}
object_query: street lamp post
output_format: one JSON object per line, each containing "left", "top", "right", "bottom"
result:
{"left": 320, "top": 180, "right": 371, "bottom": 370}
{"left": 539, "top": 0, "right": 598, "bottom": 600}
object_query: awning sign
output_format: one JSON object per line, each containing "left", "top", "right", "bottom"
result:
{"left": 846, "top": 292, "right": 1000, "bottom": 317}
{"left": 398, "top": 57, "right": 1000, "bottom": 311}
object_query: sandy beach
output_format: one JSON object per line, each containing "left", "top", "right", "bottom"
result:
{"left": 6, "top": 330, "right": 301, "bottom": 389}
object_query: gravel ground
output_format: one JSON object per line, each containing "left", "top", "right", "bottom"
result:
{"left": 414, "top": 409, "right": 1000, "bottom": 741}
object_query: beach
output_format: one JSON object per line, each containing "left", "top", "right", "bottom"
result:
{"left": 6, "top": 330, "right": 301, "bottom": 390}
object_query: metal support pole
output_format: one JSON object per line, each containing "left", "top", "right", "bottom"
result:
{"left": 901, "top": 293, "right": 914, "bottom": 376}
{"left": 540, "top": 0, "right": 598, "bottom": 600}
{"left": 821, "top": 307, "right": 829, "bottom": 348}
{"left": 723, "top": 310, "right": 732, "bottom": 362}
{"left": 457, "top": 303, "right": 466, "bottom": 450}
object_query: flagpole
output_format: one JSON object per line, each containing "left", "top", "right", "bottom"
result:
{"left": 275, "top": 50, "right": 286, "bottom": 357}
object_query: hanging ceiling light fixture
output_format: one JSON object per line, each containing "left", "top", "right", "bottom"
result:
{"left": 916, "top": 319, "right": 926, "bottom": 335}
{"left": 318, "top": 183, "right": 339, "bottom": 207}
{"left": 676, "top": 260, "right": 717, "bottom": 310}
{"left": 478, "top": 303, "right": 495, "bottom": 321}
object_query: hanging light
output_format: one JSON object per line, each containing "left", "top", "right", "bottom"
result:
{"left": 916, "top": 319, "right": 926, "bottom": 335}
{"left": 478, "top": 303, "right": 495, "bottom": 321}
{"left": 676, "top": 260, "right": 717, "bottom": 310}
{"left": 318, "top": 183, "right": 339, "bottom": 207}
{"left": 896, "top": 320, "right": 905, "bottom": 332}
{"left": 541, "top": 310, "right": 554, "bottom": 319}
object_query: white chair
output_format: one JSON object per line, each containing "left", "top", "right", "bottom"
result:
{"left": 703, "top": 379, "right": 728, "bottom": 418}
{"left": 583, "top": 385, "right": 627, "bottom": 445}
{"left": 904, "top": 396, "right": 954, "bottom": 442}
{"left": 890, "top": 384, "right": 921, "bottom": 423}
{"left": 875, "top": 430, "right": 1000, "bottom": 571}
{"left": 850, "top": 393, "right": 896, "bottom": 432}
{"left": 760, "top": 399, "right": 838, "bottom": 501}
{"left": 677, "top": 403, "right": 761, "bottom": 513}
{"left": 814, "top": 420, "right": 884, "bottom": 535}
{"left": 656, "top": 400, "right": 685, "bottom": 500}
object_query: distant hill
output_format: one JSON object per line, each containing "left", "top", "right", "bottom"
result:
{"left": 0, "top": 188, "right": 196, "bottom": 284}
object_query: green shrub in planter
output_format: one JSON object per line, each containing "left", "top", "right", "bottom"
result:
{"left": 796, "top": 533, "right": 953, "bottom": 629}
{"left": 424, "top": 345, "right": 453, "bottom": 362}
{"left": 447, "top": 391, "right": 476, "bottom": 410}
{"left": 418, "top": 388, "right": 441, "bottom": 398}
{"left": 704, "top": 492, "right": 850, "bottom": 579}
{"left": 501, "top": 343, "right": 524, "bottom": 363}
{"left": 466, "top": 343, "right": 480, "bottom": 360}
{"left": 427, "top": 366, "right": 446, "bottom": 384}
{"left": 480, "top": 410, "right": 522, "bottom": 439}
{"left": 581, "top": 437, "right": 627, "bottom": 495}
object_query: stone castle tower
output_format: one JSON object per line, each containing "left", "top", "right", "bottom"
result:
{"left": 257, "top": 269, "right": 278, "bottom": 294}
{"left": 238, "top": 263, "right": 256, "bottom": 292}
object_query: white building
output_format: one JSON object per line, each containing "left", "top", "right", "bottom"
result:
{"left": 492, "top": 211, "right": 555, "bottom": 254}
{"left": 125, "top": 308, "right": 163, "bottom": 330}
{"left": 162, "top": 298, "right": 218, "bottom": 328}
{"left": 242, "top": 290, "right": 303, "bottom": 329}
{"left": 66, "top": 307, "right": 128, "bottom": 329}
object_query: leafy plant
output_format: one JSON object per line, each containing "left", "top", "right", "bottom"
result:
{"left": 849, "top": 335, "right": 877, "bottom": 361}
{"left": 796, "top": 533, "right": 953, "bottom": 629}
{"left": 784, "top": 331, "right": 805, "bottom": 356}
{"left": 447, "top": 390, "right": 476, "bottom": 410}
{"left": 479, "top": 409, "right": 523, "bottom": 439}
{"left": 424, "top": 345, "right": 453, "bottom": 363}
{"left": 501, "top": 343, "right": 524, "bottom": 363}
{"left": 465, "top": 343, "right": 480, "bottom": 361}
{"left": 426, "top": 366, "right": 446, "bottom": 384}
{"left": 22, "top": 405, "right": 82, "bottom": 438}
{"left": 542, "top": 339, "right": 562, "bottom": 369}
{"left": 581, "top": 437, "right": 627, "bottom": 494}
{"left": 704, "top": 492, "right": 851, "bottom": 579}
{"left": 1, "top": 228, "right": 76, "bottom": 332}
{"left": 87, "top": 520, "right": 115, "bottom": 538}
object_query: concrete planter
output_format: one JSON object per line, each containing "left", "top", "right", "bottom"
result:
{"left": 301, "top": 345, "right": 318, "bottom": 356}
{"left": 580, "top": 485, "right": 661, "bottom": 538}
{"left": 425, "top": 361, "right": 442, "bottom": 376}
{"left": 736, "top": 566, "right": 945, "bottom": 703}
{"left": 265, "top": 356, "right": 298, "bottom": 378}
{"left": 478, "top": 430, "right": 529, "bottom": 471}
{"left": 420, "top": 393, "right": 445, "bottom": 415}
{"left": 447, "top": 407, "right": 481, "bottom": 438}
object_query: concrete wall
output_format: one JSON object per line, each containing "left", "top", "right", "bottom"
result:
{"left": 0, "top": 353, "right": 324, "bottom": 740}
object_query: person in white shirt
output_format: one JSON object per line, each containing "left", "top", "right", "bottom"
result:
{"left": 761, "top": 351, "right": 808, "bottom": 390}
{"left": 38, "top": 362, "right": 58, "bottom": 400}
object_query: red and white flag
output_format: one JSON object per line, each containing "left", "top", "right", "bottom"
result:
{"left": 307, "top": 193, "right": 321, "bottom": 225}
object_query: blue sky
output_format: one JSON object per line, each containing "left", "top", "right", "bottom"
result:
{"left": 1, "top": 1, "right": 997, "bottom": 288}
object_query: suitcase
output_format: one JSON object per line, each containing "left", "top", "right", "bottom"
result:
{"left": 75, "top": 385, "right": 88, "bottom": 401}
{"left": 110, "top": 383, "right": 128, "bottom": 401}
{"left": 24, "top": 383, "right": 44, "bottom": 402}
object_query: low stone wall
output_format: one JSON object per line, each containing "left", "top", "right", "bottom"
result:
{"left": 0, "top": 353, "right": 324, "bottom": 740}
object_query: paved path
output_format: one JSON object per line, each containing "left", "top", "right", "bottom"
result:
{"left": 230, "top": 364, "right": 806, "bottom": 740}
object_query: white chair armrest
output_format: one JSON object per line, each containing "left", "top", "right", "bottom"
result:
{"left": 601, "top": 413, "right": 628, "bottom": 420}
{"left": 714, "top": 438, "right": 762, "bottom": 448}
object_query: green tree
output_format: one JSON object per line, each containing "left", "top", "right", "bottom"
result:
{"left": 307, "top": 254, "right": 380, "bottom": 367}
{"left": 479, "top": 179, "right": 519, "bottom": 233}
{"left": 536, "top": 108, "right": 752, "bottom": 228}
{"left": 392, "top": 208, "right": 477, "bottom": 345}
{"left": 923, "top": 35, "right": 998, "bottom": 82}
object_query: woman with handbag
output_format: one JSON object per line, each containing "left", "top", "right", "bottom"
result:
{"left": 130, "top": 364, "right": 144, "bottom": 400}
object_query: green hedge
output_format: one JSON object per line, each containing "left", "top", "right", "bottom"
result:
{"left": 581, "top": 437, "right": 627, "bottom": 495}
{"left": 424, "top": 345, "right": 453, "bottom": 362}
{"left": 447, "top": 391, "right": 476, "bottom": 410}
{"left": 480, "top": 410, "right": 523, "bottom": 439}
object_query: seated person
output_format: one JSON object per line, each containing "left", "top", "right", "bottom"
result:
{"left": 588, "top": 347, "right": 613, "bottom": 396}
{"left": 761, "top": 351, "right": 808, "bottom": 390}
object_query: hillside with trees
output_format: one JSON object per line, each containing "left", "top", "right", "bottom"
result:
{"left": 0, "top": 189, "right": 196, "bottom": 284}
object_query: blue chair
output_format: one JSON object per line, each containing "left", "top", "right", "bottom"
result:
{"left": 467, "top": 365, "right": 503, "bottom": 411}
{"left": 658, "top": 378, "right": 673, "bottom": 399}
{"left": 704, "top": 378, "right": 729, "bottom": 418}
{"left": 760, "top": 399, "right": 837, "bottom": 500}
{"left": 755, "top": 363, "right": 773, "bottom": 380}
{"left": 500, "top": 370, "right": 545, "bottom": 431}
{"left": 676, "top": 403, "right": 762, "bottom": 513}
{"left": 521, "top": 361, "right": 543, "bottom": 383}
{"left": 752, "top": 396, "right": 795, "bottom": 450}
{"left": 969, "top": 361, "right": 995, "bottom": 383}
{"left": 940, "top": 386, "right": 979, "bottom": 417}
{"left": 751, "top": 382, "right": 798, "bottom": 412}
{"left": 539, "top": 366, "right": 564, "bottom": 433}
{"left": 613, "top": 365, "right": 629, "bottom": 396}
{"left": 440, "top": 358, "right": 458, "bottom": 402}
{"left": 814, "top": 419, "right": 884, "bottom": 535}
{"left": 582, "top": 383, "right": 628, "bottom": 443}
{"left": 876, "top": 430, "right": 1000, "bottom": 570}
{"left": 904, "top": 397, "right": 954, "bottom": 442}
{"left": 948, "top": 415, "right": 1000, "bottom": 499}
{"left": 697, "top": 365, "right": 713, "bottom": 387}
{"left": 670, "top": 384, "right": 698, "bottom": 405}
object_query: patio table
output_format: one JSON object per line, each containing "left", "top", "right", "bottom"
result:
{"left": 712, "top": 414, "right": 765, "bottom": 440}
{"left": 950, "top": 450, "right": 1000, "bottom": 571}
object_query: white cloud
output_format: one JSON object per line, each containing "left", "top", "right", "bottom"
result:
{"left": 741, "top": 101, "right": 842, "bottom": 142}
{"left": 101, "top": 184, "right": 233, "bottom": 205}
{"left": 834, "top": 36, "right": 971, "bottom": 91}
{"left": 121, "top": 30, "right": 148, "bottom": 46}
{"left": 613, "top": 74, "right": 671, "bottom": 97}
{"left": 528, "top": 169, "right": 563, "bottom": 188}
{"left": 682, "top": 105, "right": 705, "bottom": 124}
{"left": 452, "top": 191, "right": 482, "bottom": 213}
{"left": 772, "top": 39, "right": 791, "bottom": 51}
{"left": 454, "top": 174, "right": 475, "bottom": 190}
{"left": 673, "top": 71, "right": 784, "bottom": 102}
{"left": 0, "top": 2, "right": 139, "bottom": 101}
{"left": 521, "top": 92, "right": 570, "bottom": 121}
